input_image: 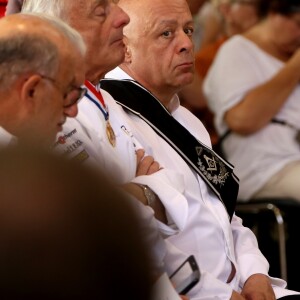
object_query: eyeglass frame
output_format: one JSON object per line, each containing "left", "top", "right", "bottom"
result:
{"left": 39, "top": 74, "right": 87, "bottom": 108}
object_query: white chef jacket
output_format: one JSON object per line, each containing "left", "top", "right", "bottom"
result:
{"left": 54, "top": 86, "right": 191, "bottom": 290}
{"left": 104, "top": 67, "right": 298, "bottom": 299}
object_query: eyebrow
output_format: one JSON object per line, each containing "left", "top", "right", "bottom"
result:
{"left": 156, "top": 19, "right": 194, "bottom": 28}
{"left": 95, "top": 0, "right": 108, "bottom": 5}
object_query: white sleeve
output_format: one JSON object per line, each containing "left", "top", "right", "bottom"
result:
{"left": 151, "top": 273, "right": 182, "bottom": 300}
{"left": 203, "top": 36, "right": 264, "bottom": 135}
{"left": 125, "top": 193, "right": 167, "bottom": 275}
{"left": 131, "top": 169, "right": 189, "bottom": 236}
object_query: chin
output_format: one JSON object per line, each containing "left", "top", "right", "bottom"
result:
{"left": 106, "top": 54, "right": 125, "bottom": 71}
{"left": 179, "top": 73, "right": 194, "bottom": 85}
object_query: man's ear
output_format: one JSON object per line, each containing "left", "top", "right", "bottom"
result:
{"left": 20, "top": 74, "right": 42, "bottom": 108}
{"left": 123, "top": 36, "right": 132, "bottom": 64}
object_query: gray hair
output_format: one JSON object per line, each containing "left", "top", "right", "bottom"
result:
{"left": 21, "top": 12, "right": 86, "bottom": 56}
{"left": 0, "top": 12, "right": 86, "bottom": 91}
{"left": 22, "top": 0, "right": 67, "bottom": 20}
{"left": 0, "top": 34, "right": 59, "bottom": 90}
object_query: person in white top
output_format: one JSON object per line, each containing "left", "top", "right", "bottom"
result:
{"left": 103, "top": 0, "right": 300, "bottom": 299}
{"left": 0, "top": 12, "right": 85, "bottom": 148}
{"left": 203, "top": 0, "right": 300, "bottom": 202}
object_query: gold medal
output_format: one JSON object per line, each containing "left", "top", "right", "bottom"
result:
{"left": 83, "top": 81, "right": 116, "bottom": 147}
{"left": 106, "top": 120, "right": 116, "bottom": 147}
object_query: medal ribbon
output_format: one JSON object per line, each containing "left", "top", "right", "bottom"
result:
{"left": 84, "top": 80, "right": 109, "bottom": 120}
{"left": 84, "top": 80, "right": 116, "bottom": 147}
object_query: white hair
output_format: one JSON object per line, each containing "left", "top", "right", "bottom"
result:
{"left": 22, "top": 0, "right": 67, "bottom": 19}
{"left": 20, "top": 11, "right": 86, "bottom": 56}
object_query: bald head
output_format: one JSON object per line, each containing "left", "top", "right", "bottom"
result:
{"left": 118, "top": 0, "right": 194, "bottom": 105}
{"left": 0, "top": 15, "right": 59, "bottom": 92}
{"left": 1, "top": 13, "right": 64, "bottom": 40}
{"left": 119, "top": 0, "right": 192, "bottom": 35}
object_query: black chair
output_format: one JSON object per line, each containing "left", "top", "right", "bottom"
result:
{"left": 235, "top": 198, "right": 300, "bottom": 290}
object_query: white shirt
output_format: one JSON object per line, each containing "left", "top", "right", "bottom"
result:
{"left": 105, "top": 67, "right": 297, "bottom": 299}
{"left": 203, "top": 35, "right": 300, "bottom": 200}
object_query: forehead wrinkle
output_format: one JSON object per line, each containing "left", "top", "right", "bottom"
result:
{"left": 72, "top": 0, "right": 105, "bottom": 12}
{"left": 149, "top": 18, "right": 194, "bottom": 34}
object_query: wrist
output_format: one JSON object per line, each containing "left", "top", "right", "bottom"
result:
{"left": 136, "top": 184, "right": 156, "bottom": 207}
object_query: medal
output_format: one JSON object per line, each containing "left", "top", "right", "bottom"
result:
{"left": 85, "top": 80, "right": 116, "bottom": 147}
{"left": 106, "top": 120, "right": 116, "bottom": 147}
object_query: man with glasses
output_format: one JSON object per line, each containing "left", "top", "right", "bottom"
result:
{"left": 0, "top": 12, "right": 85, "bottom": 147}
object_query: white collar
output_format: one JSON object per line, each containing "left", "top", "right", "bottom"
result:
{"left": 105, "top": 66, "right": 132, "bottom": 81}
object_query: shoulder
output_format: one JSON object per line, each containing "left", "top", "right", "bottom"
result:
{"left": 215, "top": 35, "right": 257, "bottom": 62}
{"left": 174, "top": 106, "right": 212, "bottom": 148}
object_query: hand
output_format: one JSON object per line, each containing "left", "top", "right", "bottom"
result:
{"left": 241, "top": 274, "right": 275, "bottom": 300}
{"left": 136, "top": 149, "right": 160, "bottom": 176}
{"left": 180, "top": 295, "right": 189, "bottom": 300}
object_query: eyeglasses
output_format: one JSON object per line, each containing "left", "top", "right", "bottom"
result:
{"left": 40, "top": 75, "right": 87, "bottom": 108}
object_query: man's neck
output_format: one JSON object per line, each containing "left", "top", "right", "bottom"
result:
{"left": 85, "top": 69, "right": 106, "bottom": 86}
{"left": 119, "top": 65, "right": 176, "bottom": 110}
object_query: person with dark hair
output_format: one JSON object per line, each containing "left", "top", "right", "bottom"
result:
{"left": 0, "top": 145, "right": 153, "bottom": 300}
{"left": 204, "top": 1, "right": 300, "bottom": 289}
{"left": 204, "top": 0, "right": 300, "bottom": 203}
{"left": 181, "top": 0, "right": 263, "bottom": 147}
{"left": 0, "top": 13, "right": 85, "bottom": 147}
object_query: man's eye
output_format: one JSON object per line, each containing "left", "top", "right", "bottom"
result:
{"left": 184, "top": 28, "right": 194, "bottom": 36}
{"left": 94, "top": 7, "right": 105, "bottom": 16}
{"left": 162, "top": 31, "right": 172, "bottom": 37}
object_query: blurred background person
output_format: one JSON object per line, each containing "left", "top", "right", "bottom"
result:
{"left": 186, "top": 0, "right": 208, "bottom": 51}
{"left": 0, "top": 145, "right": 153, "bottom": 300}
{"left": 0, "top": 13, "right": 85, "bottom": 148}
{"left": 180, "top": 0, "right": 262, "bottom": 146}
{"left": 196, "top": 0, "right": 262, "bottom": 78}
{"left": 204, "top": 0, "right": 300, "bottom": 203}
